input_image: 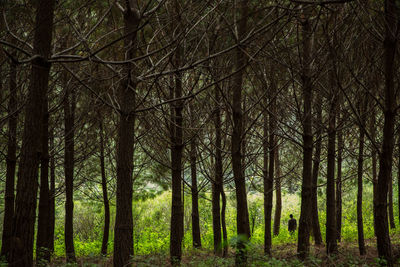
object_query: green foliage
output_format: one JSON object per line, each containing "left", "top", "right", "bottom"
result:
{"left": 48, "top": 183, "right": 400, "bottom": 266}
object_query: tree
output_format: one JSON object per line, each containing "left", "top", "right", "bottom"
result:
{"left": 1, "top": 50, "right": 18, "bottom": 258}
{"left": 374, "top": 1, "right": 398, "bottom": 265}
{"left": 7, "top": 0, "right": 56, "bottom": 265}
{"left": 356, "top": 93, "right": 368, "bottom": 255}
{"left": 311, "top": 90, "right": 323, "bottom": 245}
{"left": 99, "top": 119, "right": 110, "bottom": 256}
{"left": 231, "top": 0, "right": 251, "bottom": 264}
{"left": 297, "top": 5, "right": 314, "bottom": 260}
{"left": 113, "top": 1, "right": 140, "bottom": 266}
{"left": 36, "top": 93, "right": 51, "bottom": 264}
{"left": 64, "top": 80, "right": 76, "bottom": 263}
{"left": 169, "top": 1, "right": 185, "bottom": 264}
{"left": 265, "top": 66, "right": 276, "bottom": 255}
{"left": 273, "top": 143, "right": 282, "bottom": 237}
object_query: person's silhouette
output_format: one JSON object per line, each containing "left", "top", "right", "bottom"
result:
{"left": 288, "top": 214, "right": 297, "bottom": 234}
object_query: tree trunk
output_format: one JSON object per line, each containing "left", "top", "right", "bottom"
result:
{"left": 297, "top": 6, "right": 314, "bottom": 260}
{"left": 273, "top": 144, "right": 282, "bottom": 237}
{"left": 99, "top": 121, "right": 110, "bottom": 256}
{"left": 371, "top": 106, "right": 378, "bottom": 236}
{"left": 64, "top": 84, "right": 76, "bottom": 263}
{"left": 232, "top": 1, "right": 250, "bottom": 265}
{"left": 398, "top": 133, "right": 400, "bottom": 226}
{"left": 113, "top": 3, "right": 139, "bottom": 266}
{"left": 221, "top": 189, "right": 228, "bottom": 257}
{"left": 311, "top": 95, "right": 323, "bottom": 245}
{"left": 326, "top": 80, "right": 338, "bottom": 255}
{"left": 212, "top": 86, "right": 223, "bottom": 255}
{"left": 8, "top": 0, "right": 55, "bottom": 265}
{"left": 48, "top": 128, "right": 55, "bottom": 253}
{"left": 36, "top": 94, "right": 51, "bottom": 264}
{"left": 170, "top": 2, "right": 184, "bottom": 264}
{"left": 336, "top": 115, "right": 343, "bottom": 243}
{"left": 357, "top": 96, "right": 367, "bottom": 256}
{"left": 375, "top": 1, "right": 397, "bottom": 265}
{"left": 1, "top": 55, "right": 17, "bottom": 258}
{"left": 388, "top": 177, "right": 395, "bottom": 229}
{"left": 190, "top": 137, "right": 201, "bottom": 248}
{"left": 263, "top": 105, "right": 269, "bottom": 255}
{"left": 265, "top": 75, "right": 276, "bottom": 254}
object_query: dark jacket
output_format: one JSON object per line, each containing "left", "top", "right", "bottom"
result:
{"left": 288, "top": 218, "right": 297, "bottom": 232}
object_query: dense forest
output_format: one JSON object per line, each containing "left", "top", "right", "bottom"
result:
{"left": 1, "top": 0, "right": 400, "bottom": 266}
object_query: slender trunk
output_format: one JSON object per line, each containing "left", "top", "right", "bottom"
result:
{"left": 336, "top": 115, "right": 343, "bottom": 242}
{"left": 1, "top": 56, "right": 17, "bottom": 258}
{"left": 182, "top": 178, "right": 185, "bottom": 250}
{"left": 265, "top": 76, "right": 276, "bottom": 254}
{"left": 8, "top": 0, "right": 55, "bottom": 265}
{"left": 213, "top": 86, "right": 224, "bottom": 255}
{"left": 389, "top": 177, "right": 395, "bottom": 229}
{"left": 36, "top": 94, "right": 51, "bottom": 264}
{"left": 48, "top": 128, "right": 55, "bottom": 253}
{"left": 263, "top": 105, "right": 269, "bottom": 254}
{"left": 326, "top": 83, "right": 338, "bottom": 255}
{"left": 242, "top": 96, "right": 247, "bottom": 179}
{"left": 100, "top": 121, "right": 110, "bottom": 256}
{"left": 371, "top": 108, "right": 378, "bottom": 236}
{"left": 232, "top": 1, "right": 250, "bottom": 265}
{"left": 221, "top": 189, "right": 228, "bottom": 257}
{"left": 375, "top": 1, "right": 397, "bottom": 265}
{"left": 213, "top": 87, "right": 223, "bottom": 255}
{"left": 170, "top": 87, "right": 184, "bottom": 264}
{"left": 398, "top": 133, "right": 400, "bottom": 226}
{"left": 64, "top": 85, "right": 76, "bottom": 263}
{"left": 190, "top": 137, "right": 201, "bottom": 248}
{"left": 170, "top": 2, "right": 184, "bottom": 263}
{"left": 273, "top": 144, "right": 282, "bottom": 236}
{"left": 297, "top": 6, "right": 314, "bottom": 260}
{"left": 212, "top": 168, "right": 222, "bottom": 254}
{"left": 311, "top": 96, "right": 323, "bottom": 245}
{"left": 357, "top": 97, "right": 367, "bottom": 256}
{"left": 113, "top": 3, "right": 139, "bottom": 266}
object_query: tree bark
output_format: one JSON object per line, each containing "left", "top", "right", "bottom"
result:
{"left": 64, "top": 83, "right": 76, "bottom": 263}
{"left": 48, "top": 128, "right": 55, "bottom": 254}
{"left": 263, "top": 103, "right": 269, "bottom": 255}
{"left": 232, "top": 1, "right": 250, "bottom": 265}
{"left": 326, "top": 79, "right": 338, "bottom": 255}
{"left": 273, "top": 144, "right": 282, "bottom": 237}
{"left": 8, "top": 0, "right": 55, "bottom": 265}
{"left": 113, "top": 2, "right": 139, "bottom": 266}
{"left": 1, "top": 54, "right": 17, "bottom": 258}
{"left": 398, "top": 133, "right": 400, "bottom": 226}
{"left": 221, "top": 189, "right": 228, "bottom": 257}
{"left": 375, "top": 1, "right": 397, "bottom": 265}
{"left": 370, "top": 105, "right": 378, "bottom": 236}
{"left": 36, "top": 94, "right": 51, "bottom": 264}
{"left": 388, "top": 177, "right": 395, "bottom": 229}
{"left": 357, "top": 96, "right": 367, "bottom": 256}
{"left": 190, "top": 137, "right": 201, "bottom": 248}
{"left": 170, "top": 2, "right": 184, "bottom": 264}
{"left": 297, "top": 6, "right": 314, "bottom": 260}
{"left": 213, "top": 86, "right": 223, "bottom": 255}
{"left": 265, "top": 74, "right": 276, "bottom": 254}
{"left": 311, "top": 95, "right": 323, "bottom": 245}
{"left": 336, "top": 114, "right": 343, "bottom": 242}
{"left": 100, "top": 121, "right": 110, "bottom": 256}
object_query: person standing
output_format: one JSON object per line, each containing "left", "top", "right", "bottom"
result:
{"left": 288, "top": 214, "right": 297, "bottom": 235}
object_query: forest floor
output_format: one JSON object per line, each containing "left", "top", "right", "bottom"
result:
{"left": 50, "top": 236, "right": 400, "bottom": 266}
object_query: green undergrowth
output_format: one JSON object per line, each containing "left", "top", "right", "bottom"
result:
{"left": 47, "top": 187, "right": 400, "bottom": 266}
{"left": 53, "top": 188, "right": 400, "bottom": 258}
